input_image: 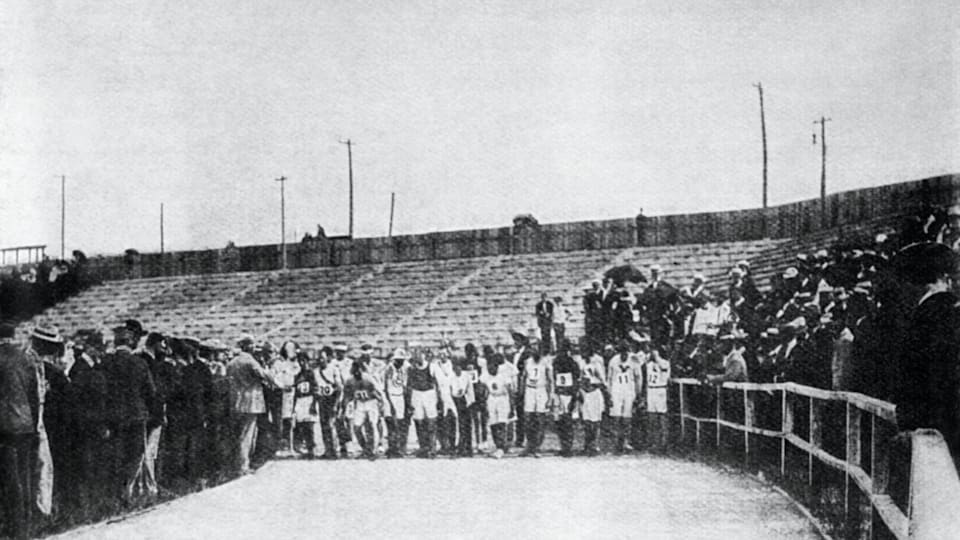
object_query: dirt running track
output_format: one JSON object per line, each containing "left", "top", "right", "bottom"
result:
{"left": 52, "top": 455, "right": 822, "bottom": 540}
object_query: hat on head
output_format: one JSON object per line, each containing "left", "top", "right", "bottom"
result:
{"left": 236, "top": 334, "right": 255, "bottom": 348}
{"left": 628, "top": 330, "right": 650, "bottom": 344}
{"left": 390, "top": 347, "right": 409, "bottom": 361}
{"left": 720, "top": 328, "right": 747, "bottom": 341}
{"left": 737, "top": 260, "right": 750, "bottom": 269}
{"left": 814, "top": 249, "right": 829, "bottom": 260}
{"left": 729, "top": 267, "right": 744, "bottom": 277}
{"left": 0, "top": 320, "right": 16, "bottom": 339}
{"left": 31, "top": 325, "right": 63, "bottom": 345}
{"left": 650, "top": 264, "right": 663, "bottom": 273}
{"left": 783, "top": 267, "right": 799, "bottom": 279}
{"left": 202, "top": 339, "right": 227, "bottom": 351}
{"left": 124, "top": 319, "right": 146, "bottom": 337}
{"left": 692, "top": 272, "right": 706, "bottom": 282}
{"left": 333, "top": 344, "right": 348, "bottom": 352}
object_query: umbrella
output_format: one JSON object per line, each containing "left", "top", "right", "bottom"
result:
{"left": 604, "top": 264, "right": 647, "bottom": 285}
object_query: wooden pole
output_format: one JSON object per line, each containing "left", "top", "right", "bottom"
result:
{"left": 60, "top": 175, "right": 66, "bottom": 260}
{"left": 753, "top": 83, "right": 768, "bottom": 209}
{"left": 388, "top": 192, "right": 395, "bottom": 238}
{"left": 276, "top": 176, "right": 287, "bottom": 269}
{"left": 160, "top": 203, "right": 165, "bottom": 254}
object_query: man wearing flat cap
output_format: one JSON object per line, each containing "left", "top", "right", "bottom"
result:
{"left": 227, "top": 334, "right": 274, "bottom": 474}
{"left": 100, "top": 321, "right": 157, "bottom": 504}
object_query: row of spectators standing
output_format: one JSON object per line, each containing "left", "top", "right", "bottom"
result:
{"left": 568, "top": 204, "right": 960, "bottom": 462}
{"left": 0, "top": 252, "right": 94, "bottom": 323}
{"left": 0, "top": 319, "right": 258, "bottom": 540}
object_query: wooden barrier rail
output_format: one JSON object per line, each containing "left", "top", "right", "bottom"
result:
{"left": 672, "top": 378, "right": 907, "bottom": 539}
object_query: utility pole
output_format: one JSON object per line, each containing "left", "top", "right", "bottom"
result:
{"left": 813, "top": 116, "right": 831, "bottom": 227}
{"left": 753, "top": 83, "right": 768, "bottom": 209}
{"left": 339, "top": 139, "right": 355, "bottom": 237}
{"left": 60, "top": 175, "right": 66, "bottom": 260}
{"left": 388, "top": 192, "right": 396, "bottom": 238}
{"left": 160, "top": 203, "right": 165, "bottom": 254}
{"left": 276, "top": 176, "right": 288, "bottom": 269}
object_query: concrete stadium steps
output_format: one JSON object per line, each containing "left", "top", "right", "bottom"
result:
{"left": 24, "top": 275, "right": 184, "bottom": 339}
{"left": 178, "top": 265, "right": 379, "bottom": 342}
{"left": 385, "top": 248, "right": 623, "bottom": 347}
{"left": 238, "top": 265, "right": 372, "bottom": 306}
{"left": 20, "top": 237, "right": 805, "bottom": 347}
{"left": 180, "top": 302, "right": 311, "bottom": 344}
{"left": 386, "top": 240, "right": 783, "bottom": 348}
{"left": 119, "top": 271, "right": 271, "bottom": 335}
{"left": 284, "top": 257, "right": 493, "bottom": 349}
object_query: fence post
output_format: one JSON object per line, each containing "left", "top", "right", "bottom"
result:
{"left": 679, "top": 382, "right": 687, "bottom": 442}
{"left": 781, "top": 389, "right": 793, "bottom": 477}
{"left": 716, "top": 385, "right": 722, "bottom": 448}
{"left": 744, "top": 388, "right": 754, "bottom": 465}
{"left": 844, "top": 403, "right": 863, "bottom": 527}
{"left": 809, "top": 397, "right": 822, "bottom": 486}
{"left": 870, "top": 415, "right": 890, "bottom": 538}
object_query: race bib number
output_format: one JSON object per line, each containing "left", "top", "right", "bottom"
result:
{"left": 318, "top": 384, "right": 333, "bottom": 397}
{"left": 526, "top": 366, "right": 541, "bottom": 387}
{"left": 468, "top": 370, "right": 479, "bottom": 384}
{"left": 646, "top": 364, "right": 666, "bottom": 387}
{"left": 297, "top": 382, "right": 312, "bottom": 394}
{"left": 355, "top": 390, "right": 370, "bottom": 401}
{"left": 617, "top": 373, "right": 631, "bottom": 385}
{"left": 556, "top": 373, "right": 573, "bottom": 387}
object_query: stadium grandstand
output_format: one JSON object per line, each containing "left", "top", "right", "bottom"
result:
{"left": 2, "top": 175, "right": 960, "bottom": 539}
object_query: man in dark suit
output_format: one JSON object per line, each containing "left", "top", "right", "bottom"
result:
{"left": 101, "top": 322, "right": 157, "bottom": 505}
{"left": 894, "top": 243, "right": 960, "bottom": 455}
{"left": 534, "top": 292, "right": 554, "bottom": 354}
{"left": 641, "top": 265, "right": 679, "bottom": 347}
{"left": 583, "top": 281, "right": 604, "bottom": 350}
{"left": 140, "top": 332, "right": 173, "bottom": 497}
{"left": 0, "top": 321, "right": 39, "bottom": 540}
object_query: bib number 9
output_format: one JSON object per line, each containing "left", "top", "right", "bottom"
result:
{"left": 556, "top": 373, "right": 573, "bottom": 387}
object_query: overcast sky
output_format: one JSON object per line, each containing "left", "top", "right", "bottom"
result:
{"left": 1, "top": 0, "right": 957, "bottom": 256}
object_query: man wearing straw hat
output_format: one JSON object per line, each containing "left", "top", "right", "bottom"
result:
{"left": 226, "top": 334, "right": 272, "bottom": 474}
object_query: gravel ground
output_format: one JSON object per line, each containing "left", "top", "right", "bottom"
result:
{"left": 51, "top": 453, "right": 821, "bottom": 540}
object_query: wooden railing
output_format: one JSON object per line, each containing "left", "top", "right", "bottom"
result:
{"left": 672, "top": 378, "right": 911, "bottom": 539}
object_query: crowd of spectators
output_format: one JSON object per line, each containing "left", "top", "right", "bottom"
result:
{"left": 2, "top": 205, "right": 960, "bottom": 539}
{"left": 0, "top": 252, "right": 95, "bottom": 323}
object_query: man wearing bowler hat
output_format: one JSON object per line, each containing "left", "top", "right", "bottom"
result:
{"left": 100, "top": 320, "right": 156, "bottom": 505}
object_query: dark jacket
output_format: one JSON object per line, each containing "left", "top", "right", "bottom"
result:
{"left": 0, "top": 342, "right": 39, "bottom": 435}
{"left": 895, "top": 291, "right": 960, "bottom": 439}
{"left": 68, "top": 358, "right": 108, "bottom": 428}
{"left": 102, "top": 347, "right": 157, "bottom": 426}
{"left": 168, "top": 360, "right": 212, "bottom": 430}
{"left": 535, "top": 300, "right": 554, "bottom": 328}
